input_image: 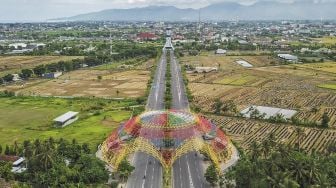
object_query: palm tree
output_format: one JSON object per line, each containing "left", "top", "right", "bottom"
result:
{"left": 37, "top": 143, "right": 55, "bottom": 171}
{"left": 294, "top": 127, "right": 305, "bottom": 151}
{"left": 13, "top": 141, "right": 19, "bottom": 155}
{"left": 250, "top": 141, "right": 260, "bottom": 161}
{"left": 212, "top": 98, "right": 223, "bottom": 115}
{"left": 288, "top": 157, "right": 309, "bottom": 187}
{"left": 34, "top": 139, "right": 42, "bottom": 155}
{"left": 23, "top": 140, "right": 33, "bottom": 159}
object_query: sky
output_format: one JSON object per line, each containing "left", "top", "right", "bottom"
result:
{"left": 0, "top": 0, "right": 334, "bottom": 22}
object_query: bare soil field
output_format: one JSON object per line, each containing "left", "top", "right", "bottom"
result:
{"left": 5, "top": 69, "right": 150, "bottom": 98}
{"left": 0, "top": 56, "right": 83, "bottom": 76}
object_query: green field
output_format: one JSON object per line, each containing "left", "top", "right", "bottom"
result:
{"left": 0, "top": 96, "right": 134, "bottom": 150}
{"left": 318, "top": 84, "right": 336, "bottom": 90}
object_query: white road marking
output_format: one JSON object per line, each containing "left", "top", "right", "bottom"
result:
{"left": 142, "top": 156, "right": 150, "bottom": 188}
{"left": 186, "top": 157, "right": 195, "bottom": 188}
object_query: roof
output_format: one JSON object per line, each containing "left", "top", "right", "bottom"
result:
{"left": 13, "top": 157, "right": 25, "bottom": 166}
{"left": 137, "top": 32, "right": 157, "bottom": 39}
{"left": 236, "top": 60, "right": 253, "bottom": 68}
{"left": 278, "top": 54, "right": 298, "bottom": 60}
{"left": 216, "top": 49, "right": 227, "bottom": 54}
{"left": 54, "top": 111, "right": 79, "bottom": 123}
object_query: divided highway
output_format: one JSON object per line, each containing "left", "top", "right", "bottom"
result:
{"left": 126, "top": 47, "right": 209, "bottom": 188}
{"left": 126, "top": 50, "right": 167, "bottom": 188}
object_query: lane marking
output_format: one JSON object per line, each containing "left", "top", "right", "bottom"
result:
{"left": 142, "top": 156, "right": 150, "bottom": 188}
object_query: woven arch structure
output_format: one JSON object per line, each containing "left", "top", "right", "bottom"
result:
{"left": 101, "top": 110, "right": 231, "bottom": 171}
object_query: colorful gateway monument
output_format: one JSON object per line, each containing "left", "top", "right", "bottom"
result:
{"left": 100, "top": 110, "right": 233, "bottom": 176}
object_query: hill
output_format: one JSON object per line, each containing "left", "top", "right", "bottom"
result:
{"left": 55, "top": 1, "right": 336, "bottom": 21}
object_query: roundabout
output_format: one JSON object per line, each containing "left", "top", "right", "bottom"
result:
{"left": 101, "top": 110, "right": 233, "bottom": 173}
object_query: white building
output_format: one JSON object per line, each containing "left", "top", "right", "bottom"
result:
{"left": 9, "top": 43, "right": 27, "bottom": 49}
{"left": 54, "top": 111, "right": 79, "bottom": 128}
{"left": 278, "top": 54, "right": 298, "bottom": 62}
{"left": 11, "top": 157, "right": 27, "bottom": 173}
{"left": 215, "top": 49, "right": 227, "bottom": 55}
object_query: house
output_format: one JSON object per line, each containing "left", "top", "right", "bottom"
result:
{"left": 54, "top": 111, "right": 79, "bottom": 128}
{"left": 43, "top": 72, "right": 62, "bottom": 79}
{"left": 29, "top": 43, "right": 46, "bottom": 49}
{"left": 0, "top": 155, "right": 27, "bottom": 173}
{"left": 215, "top": 49, "right": 227, "bottom": 55}
{"left": 278, "top": 54, "right": 298, "bottom": 62}
{"left": 8, "top": 43, "right": 27, "bottom": 50}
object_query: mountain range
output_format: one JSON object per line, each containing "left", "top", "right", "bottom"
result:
{"left": 56, "top": 1, "right": 336, "bottom": 21}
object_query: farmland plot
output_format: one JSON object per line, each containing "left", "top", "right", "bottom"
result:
{"left": 0, "top": 56, "right": 83, "bottom": 76}
{"left": 210, "top": 116, "right": 336, "bottom": 153}
{"left": 181, "top": 55, "right": 280, "bottom": 68}
{"left": 12, "top": 69, "right": 150, "bottom": 98}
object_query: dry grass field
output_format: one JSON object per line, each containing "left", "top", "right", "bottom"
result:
{"left": 5, "top": 69, "right": 150, "bottom": 98}
{"left": 184, "top": 55, "right": 336, "bottom": 128}
{"left": 0, "top": 56, "right": 83, "bottom": 76}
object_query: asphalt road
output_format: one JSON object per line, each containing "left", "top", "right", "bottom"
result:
{"left": 126, "top": 48, "right": 210, "bottom": 188}
{"left": 169, "top": 50, "right": 211, "bottom": 188}
{"left": 126, "top": 152, "right": 163, "bottom": 188}
{"left": 169, "top": 50, "right": 189, "bottom": 110}
{"left": 146, "top": 49, "right": 167, "bottom": 111}
{"left": 126, "top": 49, "right": 167, "bottom": 188}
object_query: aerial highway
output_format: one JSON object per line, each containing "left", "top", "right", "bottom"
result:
{"left": 126, "top": 50, "right": 167, "bottom": 188}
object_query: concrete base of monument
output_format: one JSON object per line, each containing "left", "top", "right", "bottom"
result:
{"left": 221, "top": 143, "right": 240, "bottom": 172}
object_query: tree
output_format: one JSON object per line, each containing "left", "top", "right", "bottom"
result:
{"left": 0, "top": 161, "right": 14, "bottom": 181}
{"left": 321, "top": 112, "right": 330, "bottom": 128}
{"left": 33, "top": 65, "right": 46, "bottom": 76}
{"left": 4, "top": 145, "right": 10, "bottom": 155}
{"left": 205, "top": 164, "right": 218, "bottom": 185}
{"left": 222, "top": 100, "right": 238, "bottom": 115}
{"left": 3, "top": 74, "right": 14, "bottom": 82}
{"left": 117, "top": 159, "right": 135, "bottom": 182}
{"left": 36, "top": 144, "right": 55, "bottom": 171}
{"left": 21, "top": 69, "right": 33, "bottom": 79}
{"left": 82, "top": 143, "right": 90, "bottom": 154}
{"left": 0, "top": 145, "right": 2, "bottom": 154}
{"left": 213, "top": 99, "right": 223, "bottom": 115}
{"left": 294, "top": 127, "right": 305, "bottom": 151}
